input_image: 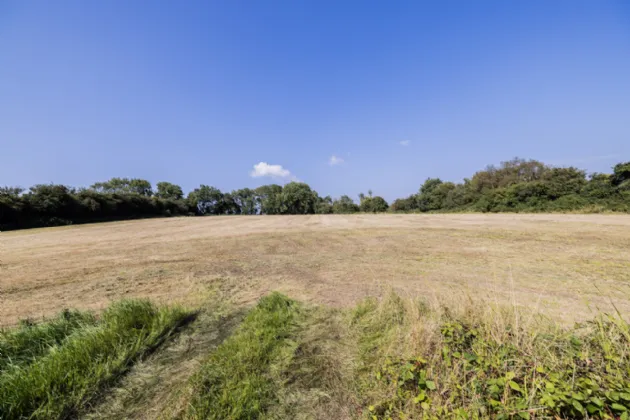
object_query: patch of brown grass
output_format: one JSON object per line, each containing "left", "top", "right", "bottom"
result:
{"left": 2, "top": 214, "right": 630, "bottom": 326}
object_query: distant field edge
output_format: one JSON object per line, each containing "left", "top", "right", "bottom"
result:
{"left": 3, "top": 209, "right": 630, "bottom": 233}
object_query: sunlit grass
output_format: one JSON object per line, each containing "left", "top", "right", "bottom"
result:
{"left": 351, "top": 291, "right": 630, "bottom": 419}
{"left": 186, "top": 292, "right": 302, "bottom": 419}
{"left": 0, "top": 309, "right": 96, "bottom": 374}
{"left": 0, "top": 300, "right": 189, "bottom": 419}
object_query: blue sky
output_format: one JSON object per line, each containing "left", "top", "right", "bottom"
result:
{"left": 1, "top": 0, "right": 629, "bottom": 201}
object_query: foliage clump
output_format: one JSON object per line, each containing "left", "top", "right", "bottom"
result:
{"left": 352, "top": 292, "right": 630, "bottom": 419}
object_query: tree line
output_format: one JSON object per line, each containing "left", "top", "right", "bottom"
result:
{"left": 390, "top": 158, "right": 629, "bottom": 213}
{"left": 0, "top": 178, "right": 380, "bottom": 230}
{"left": 1, "top": 158, "right": 628, "bottom": 230}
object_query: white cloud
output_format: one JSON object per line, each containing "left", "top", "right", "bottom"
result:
{"left": 399, "top": 140, "right": 410, "bottom": 146}
{"left": 328, "top": 155, "right": 344, "bottom": 166}
{"left": 250, "top": 162, "right": 292, "bottom": 178}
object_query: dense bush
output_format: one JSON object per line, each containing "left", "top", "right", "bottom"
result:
{"left": 359, "top": 194, "right": 389, "bottom": 213}
{"left": 353, "top": 292, "right": 630, "bottom": 419}
{"left": 332, "top": 195, "right": 361, "bottom": 213}
{"left": 404, "top": 158, "right": 629, "bottom": 214}
{"left": 0, "top": 184, "right": 193, "bottom": 231}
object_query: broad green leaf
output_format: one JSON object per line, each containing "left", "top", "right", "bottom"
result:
{"left": 611, "top": 403, "right": 628, "bottom": 412}
{"left": 572, "top": 400, "right": 584, "bottom": 414}
{"left": 509, "top": 381, "right": 522, "bottom": 392}
{"left": 414, "top": 392, "right": 426, "bottom": 403}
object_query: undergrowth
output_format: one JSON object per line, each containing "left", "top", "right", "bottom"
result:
{"left": 0, "top": 300, "right": 189, "bottom": 419}
{"left": 2, "top": 289, "right": 627, "bottom": 419}
{"left": 351, "top": 292, "right": 630, "bottom": 419}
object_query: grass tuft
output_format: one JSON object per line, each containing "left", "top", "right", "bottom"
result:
{"left": 0, "top": 309, "right": 96, "bottom": 374}
{"left": 186, "top": 292, "right": 302, "bottom": 419}
{"left": 0, "top": 300, "right": 189, "bottom": 419}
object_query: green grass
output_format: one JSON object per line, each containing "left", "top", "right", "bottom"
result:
{"left": 185, "top": 292, "right": 303, "bottom": 419}
{"left": 0, "top": 309, "right": 96, "bottom": 374}
{"left": 2, "top": 289, "right": 628, "bottom": 419}
{"left": 0, "top": 300, "right": 190, "bottom": 419}
{"left": 351, "top": 292, "right": 630, "bottom": 419}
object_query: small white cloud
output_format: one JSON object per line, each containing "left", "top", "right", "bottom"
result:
{"left": 399, "top": 140, "right": 410, "bottom": 146}
{"left": 329, "top": 155, "right": 344, "bottom": 166}
{"left": 250, "top": 162, "right": 292, "bottom": 178}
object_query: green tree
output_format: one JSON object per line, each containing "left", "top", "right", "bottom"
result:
{"left": 25, "top": 184, "right": 77, "bottom": 219}
{"left": 0, "top": 188, "right": 25, "bottom": 230}
{"left": 444, "top": 182, "right": 474, "bottom": 209}
{"left": 221, "top": 192, "right": 240, "bottom": 215}
{"left": 359, "top": 195, "right": 389, "bottom": 213}
{"left": 129, "top": 179, "right": 153, "bottom": 196}
{"left": 541, "top": 167, "right": 586, "bottom": 199}
{"left": 470, "top": 158, "right": 547, "bottom": 192}
{"left": 390, "top": 196, "right": 416, "bottom": 212}
{"left": 233, "top": 188, "right": 257, "bottom": 215}
{"left": 155, "top": 182, "right": 184, "bottom": 200}
{"left": 315, "top": 195, "right": 333, "bottom": 214}
{"left": 611, "top": 162, "right": 630, "bottom": 188}
{"left": 279, "top": 182, "right": 316, "bottom": 214}
{"left": 0, "top": 186, "right": 23, "bottom": 197}
{"left": 255, "top": 184, "right": 283, "bottom": 215}
{"left": 188, "top": 185, "right": 224, "bottom": 214}
{"left": 332, "top": 195, "right": 360, "bottom": 213}
{"left": 416, "top": 178, "right": 455, "bottom": 211}
{"left": 582, "top": 173, "right": 616, "bottom": 199}
{"left": 90, "top": 178, "right": 153, "bottom": 196}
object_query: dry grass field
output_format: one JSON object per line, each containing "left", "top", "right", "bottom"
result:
{"left": 2, "top": 213, "right": 630, "bottom": 326}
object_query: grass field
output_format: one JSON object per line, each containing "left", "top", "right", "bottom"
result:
{"left": 1, "top": 214, "right": 630, "bottom": 418}
{"left": 2, "top": 214, "right": 630, "bottom": 326}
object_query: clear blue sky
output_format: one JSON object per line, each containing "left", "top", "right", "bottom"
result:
{"left": 1, "top": 0, "right": 629, "bottom": 201}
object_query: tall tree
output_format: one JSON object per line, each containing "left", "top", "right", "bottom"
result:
{"left": 232, "top": 188, "right": 257, "bottom": 215}
{"left": 359, "top": 195, "right": 389, "bottom": 213}
{"left": 156, "top": 182, "right": 184, "bottom": 200}
{"left": 90, "top": 178, "right": 153, "bottom": 196}
{"left": 315, "top": 195, "right": 333, "bottom": 214}
{"left": 279, "top": 182, "right": 316, "bottom": 214}
{"left": 612, "top": 162, "right": 630, "bottom": 189}
{"left": 332, "top": 195, "right": 359, "bottom": 213}
{"left": 188, "top": 185, "right": 224, "bottom": 214}
{"left": 0, "top": 186, "right": 23, "bottom": 197}
{"left": 255, "top": 184, "right": 283, "bottom": 215}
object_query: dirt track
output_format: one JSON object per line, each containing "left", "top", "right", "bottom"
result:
{"left": 2, "top": 214, "right": 630, "bottom": 325}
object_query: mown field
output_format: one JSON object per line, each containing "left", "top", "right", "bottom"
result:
{"left": 1, "top": 214, "right": 630, "bottom": 419}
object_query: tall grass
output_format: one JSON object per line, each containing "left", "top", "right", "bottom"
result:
{"left": 0, "top": 309, "right": 96, "bottom": 374}
{"left": 186, "top": 292, "right": 302, "bottom": 419}
{"left": 351, "top": 291, "right": 630, "bottom": 419}
{"left": 0, "top": 300, "right": 189, "bottom": 419}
